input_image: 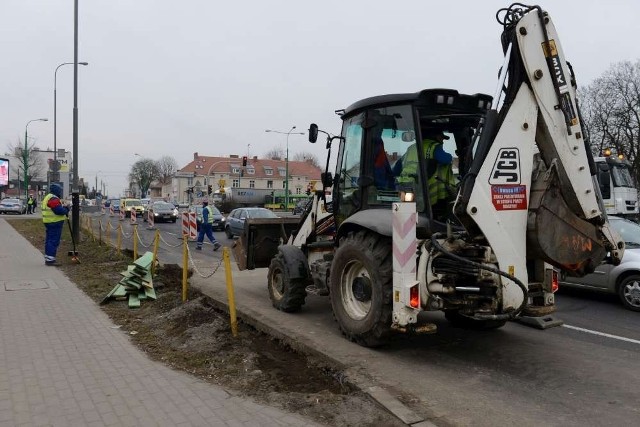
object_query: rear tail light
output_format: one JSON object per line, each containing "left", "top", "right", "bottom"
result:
{"left": 409, "top": 285, "right": 420, "bottom": 309}
{"left": 551, "top": 270, "right": 559, "bottom": 293}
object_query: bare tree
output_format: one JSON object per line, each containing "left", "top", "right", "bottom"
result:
{"left": 580, "top": 60, "right": 640, "bottom": 185}
{"left": 264, "top": 146, "right": 285, "bottom": 160}
{"left": 156, "top": 155, "right": 177, "bottom": 185}
{"left": 292, "top": 151, "right": 320, "bottom": 168}
{"left": 129, "top": 159, "right": 160, "bottom": 197}
{"left": 6, "top": 139, "right": 45, "bottom": 188}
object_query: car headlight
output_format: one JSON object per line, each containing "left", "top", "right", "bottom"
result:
{"left": 221, "top": 217, "right": 226, "bottom": 222}
{"left": 154, "top": 213, "right": 159, "bottom": 216}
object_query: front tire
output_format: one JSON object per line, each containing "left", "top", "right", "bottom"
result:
{"left": 444, "top": 311, "right": 507, "bottom": 330}
{"left": 267, "top": 251, "right": 307, "bottom": 312}
{"left": 329, "top": 230, "right": 392, "bottom": 347}
{"left": 225, "top": 225, "right": 234, "bottom": 239}
{"left": 618, "top": 275, "right": 640, "bottom": 312}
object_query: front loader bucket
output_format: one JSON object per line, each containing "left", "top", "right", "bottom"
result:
{"left": 232, "top": 217, "right": 301, "bottom": 270}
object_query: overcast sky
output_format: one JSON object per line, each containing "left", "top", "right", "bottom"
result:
{"left": 2, "top": 0, "right": 639, "bottom": 196}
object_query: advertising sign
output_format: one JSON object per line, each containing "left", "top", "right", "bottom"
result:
{"left": 0, "top": 158, "right": 8, "bottom": 186}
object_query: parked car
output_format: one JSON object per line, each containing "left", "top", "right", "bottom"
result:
{"left": 120, "top": 198, "right": 144, "bottom": 217}
{"left": 109, "top": 199, "right": 121, "bottom": 213}
{"left": 560, "top": 216, "right": 640, "bottom": 311}
{"left": 190, "top": 205, "right": 226, "bottom": 231}
{"left": 224, "top": 207, "right": 278, "bottom": 239}
{"left": 145, "top": 201, "right": 178, "bottom": 223}
{"left": 0, "top": 198, "right": 27, "bottom": 215}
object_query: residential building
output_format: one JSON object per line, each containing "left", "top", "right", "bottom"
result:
{"left": 170, "top": 152, "right": 322, "bottom": 206}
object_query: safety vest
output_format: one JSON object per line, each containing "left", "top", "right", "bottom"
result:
{"left": 28, "top": 198, "right": 34, "bottom": 206}
{"left": 204, "top": 205, "right": 214, "bottom": 224}
{"left": 398, "top": 139, "right": 456, "bottom": 205}
{"left": 41, "top": 193, "right": 66, "bottom": 224}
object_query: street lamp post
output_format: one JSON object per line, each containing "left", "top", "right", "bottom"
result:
{"left": 265, "top": 126, "right": 305, "bottom": 210}
{"left": 24, "top": 118, "right": 48, "bottom": 199}
{"left": 53, "top": 62, "right": 87, "bottom": 184}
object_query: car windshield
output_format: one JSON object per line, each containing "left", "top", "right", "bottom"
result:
{"left": 247, "top": 209, "right": 278, "bottom": 219}
{"left": 2, "top": 199, "right": 20, "bottom": 204}
{"left": 610, "top": 217, "right": 640, "bottom": 248}
{"left": 212, "top": 207, "right": 221, "bottom": 215}
{"left": 125, "top": 200, "right": 141, "bottom": 207}
{"left": 153, "top": 202, "right": 173, "bottom": 209}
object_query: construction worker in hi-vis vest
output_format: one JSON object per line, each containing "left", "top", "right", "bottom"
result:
{"left": 396, "top": 129, "right": 456, "bottom": 218}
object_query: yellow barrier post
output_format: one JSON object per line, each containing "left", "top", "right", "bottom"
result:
{"left": 117, "top": 224, "right": 122, "bottom": 255}
{"left": 222, "top": 247, "right": 238, "bottom": 337}
{"left": 106, "top": 221, "right": 111, "bottom": 246}
{"left": 182, "top": 233, "right": 188, "bottom": 302}
{"left": 152, "top": 229, "right": 160, "bottom": 276}
{"left": 133, "top": 224, "right": 138, "bottom": 260}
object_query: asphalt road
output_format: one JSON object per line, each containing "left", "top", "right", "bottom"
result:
{"left": 86, "top": 211, "right": 640, "bottom": 426}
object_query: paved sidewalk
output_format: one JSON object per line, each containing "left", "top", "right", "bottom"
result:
{"left": 0, "top": 219, "right": 319, "bottom": 427}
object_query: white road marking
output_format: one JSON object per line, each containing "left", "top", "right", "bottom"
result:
{"left": 563, "top": 324, "right": 640, "bottom": 345}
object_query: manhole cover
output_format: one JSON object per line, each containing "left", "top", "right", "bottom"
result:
{"left": 4, "top": 280, "right": 50, "bottom": 291}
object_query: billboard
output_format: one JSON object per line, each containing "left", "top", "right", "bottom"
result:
{"left": 0, "top": 158, "right": 8, "bottom": 186}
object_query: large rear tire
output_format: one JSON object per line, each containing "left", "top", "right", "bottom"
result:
{"left": 329, "top": 230, "right": 392, "bottom": 347}
{"left": 268, "top": 252, "right": 307, "bottom": 312}
{"left": 444, "top": 310, "right": 506, "bottom": 330}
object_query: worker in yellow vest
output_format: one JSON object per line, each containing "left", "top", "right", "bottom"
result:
{"left": 42, "top": 184, "right": 70, "bottom": 266}
{"left": 395, "top": 129, "right": 457, "bottom": 219}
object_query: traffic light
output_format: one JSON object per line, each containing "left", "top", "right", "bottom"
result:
{"left": 242, "top": 156, "right": 248, "bottom": 166}
{"left": 207, "top": 185, "right": 212, "bottom": 195}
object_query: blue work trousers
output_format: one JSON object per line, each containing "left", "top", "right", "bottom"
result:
{"left": 196, "top": 223, "right": 218, "bottom": 248}
{"left": 44, "top": 221, "right": 64, "bottom": 261}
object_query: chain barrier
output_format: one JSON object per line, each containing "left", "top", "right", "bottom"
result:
{"left": 187, "top": 244, "right": 224, "bottom": 278}
{"left": 88, "top": 211, "right": 225, "bottom": 279}
{"left": 158, "top": 232, "right": 184, "bottom": 248}
{"left": 120, "top": 225, "right": 134, "bottom": 239}
{"left": 135, "top": 227, "right": 153, "bottom": 248}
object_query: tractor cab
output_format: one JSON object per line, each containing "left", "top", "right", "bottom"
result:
{"left": 330, "top": 89, "right": 493, "bottom": 235}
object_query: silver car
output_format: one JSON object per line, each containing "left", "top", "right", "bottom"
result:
{"left": 560, "top": 216, "right": 640, "bottom": 311}
{"left": 0, "top": 198, "right": 27, "bottom": 215}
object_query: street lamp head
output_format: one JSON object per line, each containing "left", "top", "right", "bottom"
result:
{"left": 40, "top": 118, "right": 48, "bottom": 122}
{"left": 79, "top": 62, "right": 89, "bottom": 66}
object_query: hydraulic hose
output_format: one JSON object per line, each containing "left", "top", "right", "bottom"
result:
{"left": 430, "top": 233, "right": 528, "bottom": 320}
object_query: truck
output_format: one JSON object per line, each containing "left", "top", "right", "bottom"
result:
{"left": 594, "top": 156, "right": 638, "bottom": 219}
{"left": 233, "top": 4, "right": 624, "bottom": 347}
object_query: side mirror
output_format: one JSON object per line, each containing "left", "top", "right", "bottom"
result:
{"left": 321, "top": 172, "right": 333, "bottom": 188}
{"left": 309, "top": 124, "right": 318, "bottom": 143}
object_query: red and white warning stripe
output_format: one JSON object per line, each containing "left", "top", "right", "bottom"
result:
{"left": 188, "top": 212, "right": 197, "bottom": 240}
{"left": 392, "top": 202, "right": 420, "bottom": 326}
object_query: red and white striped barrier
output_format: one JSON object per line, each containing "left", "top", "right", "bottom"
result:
{"left": 147, "top": 208, "right": 154, "bottom": 228}
{"left": 181, "top": 211, "right": 197, "bottom": 240}
{"left": 110, "top": 205, "right": 114, "bottom": 216}
{"left": 130, "top": 209, "right": 137, "bottom": 225}
{"left": 189, "top": 212, "right": 197, "bottom": 240}
{"left": 119, "top": 207, "right": 126, "bottom": 221}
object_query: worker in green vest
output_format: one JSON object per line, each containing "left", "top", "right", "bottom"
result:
{"left": 42, "top": 184, "right": 70, "bottom": 266}
{"left": 395, "top": 129, "right": 457, "bottom": 219}
{"left": 27, "top": 195, "right": 35, "bottom": 214}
